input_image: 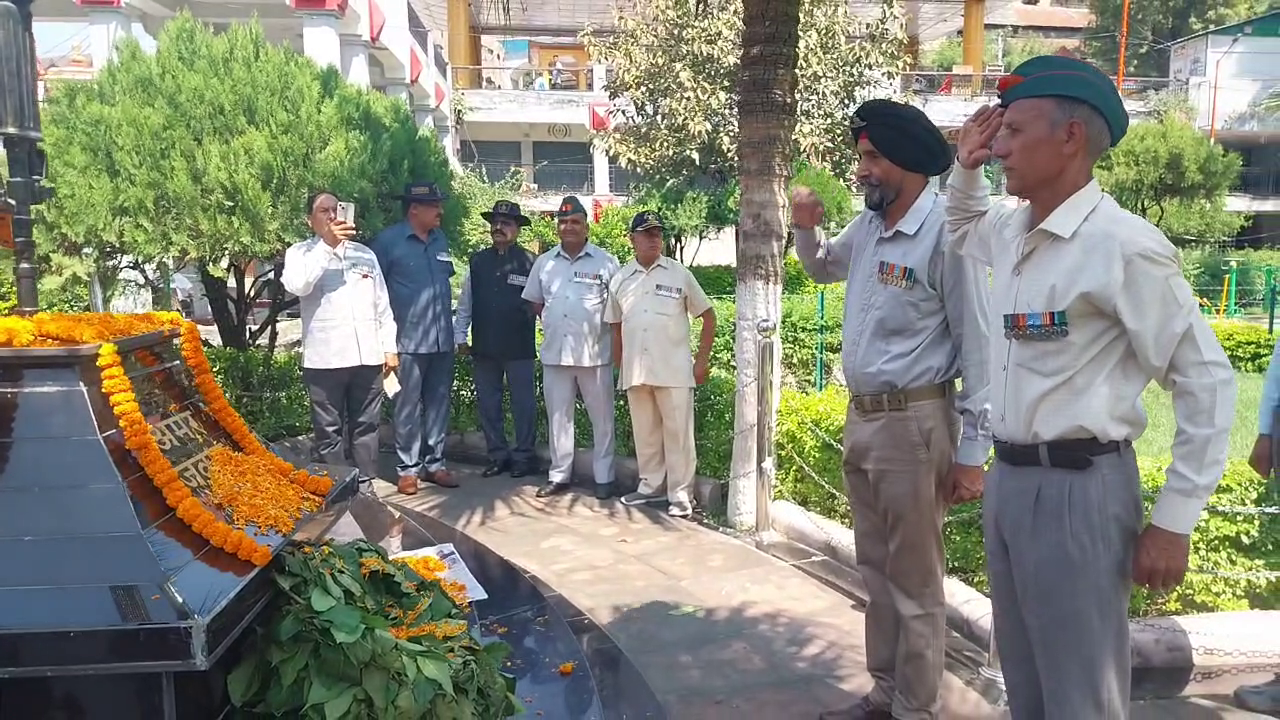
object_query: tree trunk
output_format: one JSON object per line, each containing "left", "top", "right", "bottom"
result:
{"left": 200, "top": 262, "right": 249, "bottom": 351}
{"left": 729, "top": 0, "right": 801, "bottom": 529}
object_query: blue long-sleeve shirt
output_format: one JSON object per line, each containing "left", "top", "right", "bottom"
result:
{"left": 370, "top": 222, "right": 455, "bottom": 354}
{"left": 1260, "top": 335, "right": 1280, "bottom": 435}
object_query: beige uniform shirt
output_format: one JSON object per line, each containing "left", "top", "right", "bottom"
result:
{"left": 605, "top": 256, "right": 713, "bottom": 390}
{"left": 522, "top": 242, "right": 620, "bottom": 367}
{"left": 946, "top": 163, "right": 1236, "bottom": 535}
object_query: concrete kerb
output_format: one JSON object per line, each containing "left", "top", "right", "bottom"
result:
{"left": 361, "top": 423, "right": 724, "bottom": 511}
{"left": 768, "top": 499, "right": 1280, "bottom": 676}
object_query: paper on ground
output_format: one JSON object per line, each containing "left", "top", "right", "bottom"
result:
{"left": 391, "top": 543, "right": 489, "bottom": 602}
{"left": 383, "top": 371, "right": 401, "bottom": 398}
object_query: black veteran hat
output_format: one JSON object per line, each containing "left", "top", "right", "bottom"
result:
{"left": 481, "top": 199, "right": 532, "bottom": 227}
{"left": 629, "top": 210, "right": 664, "bottom": 233}
{"left": 395, "top": 182, "right": 448, "bottom": 203}
{"left": 557, "top": 196, "right": 588, "bottom": 218}
{"left": 849, "top": 99, "right": 952, "bottom": 177}
{"left": 997, "top": 55, "right": 1129, "bottom": 147}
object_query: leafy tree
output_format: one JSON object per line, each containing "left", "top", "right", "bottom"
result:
{"left": 38, "top": 14, "right": 459, "bottom": 349}
{"left": 1085, "top": 0, "right": 1265, "bottom": 78}
{"left": 583, "top": 0, "right": 907, "bottom": 185}
{"left": 1095, "top": 105, "right": 1246, "bottom": 246}
{"left": 919, "top": 35, "right": 1058, "bottom": 73}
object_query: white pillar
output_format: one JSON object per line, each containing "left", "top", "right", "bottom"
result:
{"left": 340, "top": 37, "right": 371, "bottom": 88}
{"left": 520, "top": 138, "right": 534, "bottom": 187}
{"left": 385, "top": 83, "right": 411, "bottom": 107}
{"left": 301, "top": 15, "right": 342, "bottom": 70}
{"left": 434, "top": 117, "right": 458, "bottom": 165}
{"left": 591, "top": 63, "right": 607, "bottom": 92}
{"left": 86, "top": 10, "right": 132, "bottom": 69}
{"left": 414, "top": 106, "right": 432, "bottom": 127}
{"left": 591, "top": 141, "right": 611, "bottom": 196}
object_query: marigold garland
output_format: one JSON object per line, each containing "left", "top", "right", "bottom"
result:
{"left": 0, "top": 312, "right": 337, "bottom": 567}
{"left": 357, "top": 552, "right": 473, "bottom": 640}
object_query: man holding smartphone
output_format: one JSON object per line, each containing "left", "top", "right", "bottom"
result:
{"left": 282, "top": 191, "right": 398, "bottom": 491}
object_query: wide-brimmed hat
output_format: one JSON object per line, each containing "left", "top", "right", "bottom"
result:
{"left": 480, "top": 200, "right": 532, "bottom": 227}
{"left": 394, "top": 182, "right": 448, "bottom": 203}
{"left": 629, "top": 210, "right": 664, "bottom": 233}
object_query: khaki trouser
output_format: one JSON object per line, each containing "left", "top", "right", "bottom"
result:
{"left": 843, "top": 395, "right": 957, "bottom": 720}
{"left": 628, "top": 384, "right": 696, "bottom": 504}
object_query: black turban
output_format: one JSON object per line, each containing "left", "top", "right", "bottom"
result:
{"left": 850, "top": 99, "right": 952, "bottom": 177}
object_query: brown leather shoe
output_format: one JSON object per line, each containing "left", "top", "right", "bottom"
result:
{"left": 816, "top": 696, "right": 892, "bottom": 720}
{"left": 397, "top": 474, "right": 419, "bottom": 495}
{"left": 424, "top": 468, "right": 459, "bottom": 488}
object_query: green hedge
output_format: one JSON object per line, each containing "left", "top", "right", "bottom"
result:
{"left": 775, "top": 386, "right": 1280, "bottom": 617}
{"left": 212, "top": 309, "right": 1280, "bottom": 617}
{"left": 690, "top": 256, "right": 819, "bottom": 298}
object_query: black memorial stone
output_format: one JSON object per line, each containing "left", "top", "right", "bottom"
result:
{"left": 0, "top": 330, "right": 358, "bottom": 720}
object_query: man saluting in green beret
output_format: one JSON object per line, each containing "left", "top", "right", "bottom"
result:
{"left": 948, "top": 55, "right": 1236, "bottom": 719}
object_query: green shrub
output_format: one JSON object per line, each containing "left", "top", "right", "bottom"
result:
{"left": 1182, "top": 247, "right": 1280, "bottom": 314}
{"left": 773, "top": 389, "right": 1279, "bottom": 617}
{"left": 1210, "top": 321, "right": 1275, "bottom": 373}
{"left": 207, "top": 347, "right": 311, "bottom": 442}
{"left": 689, "top": 255, "right": 819, "bottom": 298}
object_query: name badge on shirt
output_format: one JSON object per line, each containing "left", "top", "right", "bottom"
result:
{"left": 573, "top": 271, "right": 603, "bottom": 285}
{"left": 1004, "top": 311, "right": 1069, "bottom": 341}
{"left": 876, "top": 261, "right": 915, "bottom": 289}
{"left": 654, "top": 283, "right": 683, "bottom": 299}
{"left": 351, "top": 263, "right": 376, "bottom": 279}
{"left": 507, "top": 273, "right": 528, "bottom": 287}
{"left": 436, "top": 252, "right": 454, "bottom": 263}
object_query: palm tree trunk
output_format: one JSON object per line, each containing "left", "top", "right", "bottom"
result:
{"left": 728, "top": 0, "right": 802, "bottom": 528}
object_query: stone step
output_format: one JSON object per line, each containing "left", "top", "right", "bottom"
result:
{"left": 1132, "top": 697, "right": 1278, "bottom": 719}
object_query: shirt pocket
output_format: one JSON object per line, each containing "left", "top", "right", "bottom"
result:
{"left": 650, "top": 295, "right": 684, "bottom": 316}
{"left": 876, "top": 283, "right": 935, "bottom": 335}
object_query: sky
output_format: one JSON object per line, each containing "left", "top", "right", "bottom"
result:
{"left": 33, "top": 21, "right": 156, "bottom": 64}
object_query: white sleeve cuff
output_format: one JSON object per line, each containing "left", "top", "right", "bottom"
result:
{"left": 948, "top": 162, "right": 988, "bottom": 191}
{"left": 1150, "top": 491, "right": 1205, "bottom": 536}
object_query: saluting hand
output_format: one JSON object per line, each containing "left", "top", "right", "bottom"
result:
{"left": 790, "top": 187, "right": 825, "bottom": 230}
{"left": 956, "top": 105, "right": 1005, "bottom": 171}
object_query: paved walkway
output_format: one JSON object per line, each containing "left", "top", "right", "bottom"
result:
{"left": 373, "top": 462, "right": 1268, "bottom": 720}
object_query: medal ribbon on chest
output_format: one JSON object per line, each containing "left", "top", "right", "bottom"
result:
{"left": 1003, "top": 310, "right": 1069, "bottom": 341}
{"left": 876, "top": 261, "right": 915, "bottom": 289}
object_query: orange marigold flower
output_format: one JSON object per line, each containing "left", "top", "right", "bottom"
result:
{"left": 558, "top": 662, "right": 575, "bottom": 676}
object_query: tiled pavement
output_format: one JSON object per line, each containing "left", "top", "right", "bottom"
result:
{"left": 373, "top": 461, "right": 1270, "bottom": 720}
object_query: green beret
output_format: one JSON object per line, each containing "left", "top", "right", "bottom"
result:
{"left": 556, "top": 196, "right": 588, "bottom": 219}
{"left": 998, "top": 55, "right": 1129, "bottom": 147}
{"left": 850, "top": 99, "right": 952, "bottom": 177}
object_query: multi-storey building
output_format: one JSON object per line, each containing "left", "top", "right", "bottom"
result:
{"left": 1167, "top": 9, "right": 1280, "bottom": 243}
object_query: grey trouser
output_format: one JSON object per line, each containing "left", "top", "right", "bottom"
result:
{"left": 302, "top": 364, "right": 383, "bottom": 480}
{"left": 843, "top": 396, "right": 956, "bottom": 720}
{"left": 473, "top": 356, "right": 537, "bottom": 464}
{"left": 986, "top": 445, "right": 1143, "bottom": 720}
{"left": 394, "top": 351, "right": 454, "bottom": 475}
{"left": 542, "top": 363, "right": 614, "bottom": 485}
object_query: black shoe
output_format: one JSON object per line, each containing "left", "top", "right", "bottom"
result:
{"left": 535, "top": 482, "right": 569, "bottom": 498}
{"left": 481, "top": 460, "right": 511, "bottom": 478}
{"left": 509, "top": 461, "right": 535, "bottom": 479}
{"left": 594, "top": 482, "right": 615, "bottom": 500}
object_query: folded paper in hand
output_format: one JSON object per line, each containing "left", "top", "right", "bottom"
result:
{"left": 383, "top": 371, "right": 401, "bottom": 398}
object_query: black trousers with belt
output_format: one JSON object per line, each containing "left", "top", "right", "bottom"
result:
{"left": 302, "top": 364, "right": 383, "bottom": 480}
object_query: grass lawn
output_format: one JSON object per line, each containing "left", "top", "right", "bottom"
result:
{"left": 1134, "top": 372, "right": 1264, "bottom": 460}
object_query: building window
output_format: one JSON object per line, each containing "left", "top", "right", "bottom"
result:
{"left": 532, "top": 141, "right": 592, "bottom": 193}
{"left": 608, "top": 157, "right": 642, "bottom": 195}
{"left": 461, "top": 140, "right": 522, "bottom": 184}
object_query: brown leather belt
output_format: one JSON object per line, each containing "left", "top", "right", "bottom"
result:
{"left": 850, "top": 383, "right": 949, "bottom": 414}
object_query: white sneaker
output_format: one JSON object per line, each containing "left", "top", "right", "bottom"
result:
{"left": 668, "top": 500, "right": 693, "bottom": 518}
{"left": 620, "top": 491, "right": 666, "bottom": 507}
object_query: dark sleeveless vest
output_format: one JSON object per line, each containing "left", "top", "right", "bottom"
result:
{"left": 468, "top": 245, "right": 537, "bottom": 361}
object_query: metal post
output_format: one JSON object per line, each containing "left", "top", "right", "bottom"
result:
{"left": 1267, "top": 267, "right": 1276, "bottom": 334}
{"left": 755, "top": 318, "right": 778, "bottom": 541}
{"left": 0, "top": 0, "right": 46, "bottom": 315}
{"left": 815, "top": 289, "right": 825, "bottom": 392}
{"left": 979, "top": 630, "right": 1007, "bottom": 705}
{"left": 1227, "top": 260, "right": 1239, "bottom": 317}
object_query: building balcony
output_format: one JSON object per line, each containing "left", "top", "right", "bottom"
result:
{"left": 901, "top": 71, "right": 1177, "bottom": 102}
{"left": 462, "top": 160, "right": 635, "bottom": 201}
{"left": 453, "top": 64, "right": 608, "bottom": 92}
{"left": 1227, "top": 167, "right": 1280, "bottom": 213}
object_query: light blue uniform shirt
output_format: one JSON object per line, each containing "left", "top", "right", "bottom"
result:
{"left": 1259, "top": 335, "right": 1280, "bottom": 435}
{"left": 371, "top": 222, "right": 455, "bottom": 355}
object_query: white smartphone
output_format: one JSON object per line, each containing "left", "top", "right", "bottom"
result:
{"left": 336, "top": 201, "right": 356, "bottom": 225}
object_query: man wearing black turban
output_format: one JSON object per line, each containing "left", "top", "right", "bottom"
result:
{"left": 793, "top": 99, "right": 992, "bottom": 720}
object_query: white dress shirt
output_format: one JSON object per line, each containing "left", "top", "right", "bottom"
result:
{"left": 946, "top": 163, "right": 1236, "bottom": 535}
{"left": 281, "top": 236, "right": 397, "bottom": 370}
